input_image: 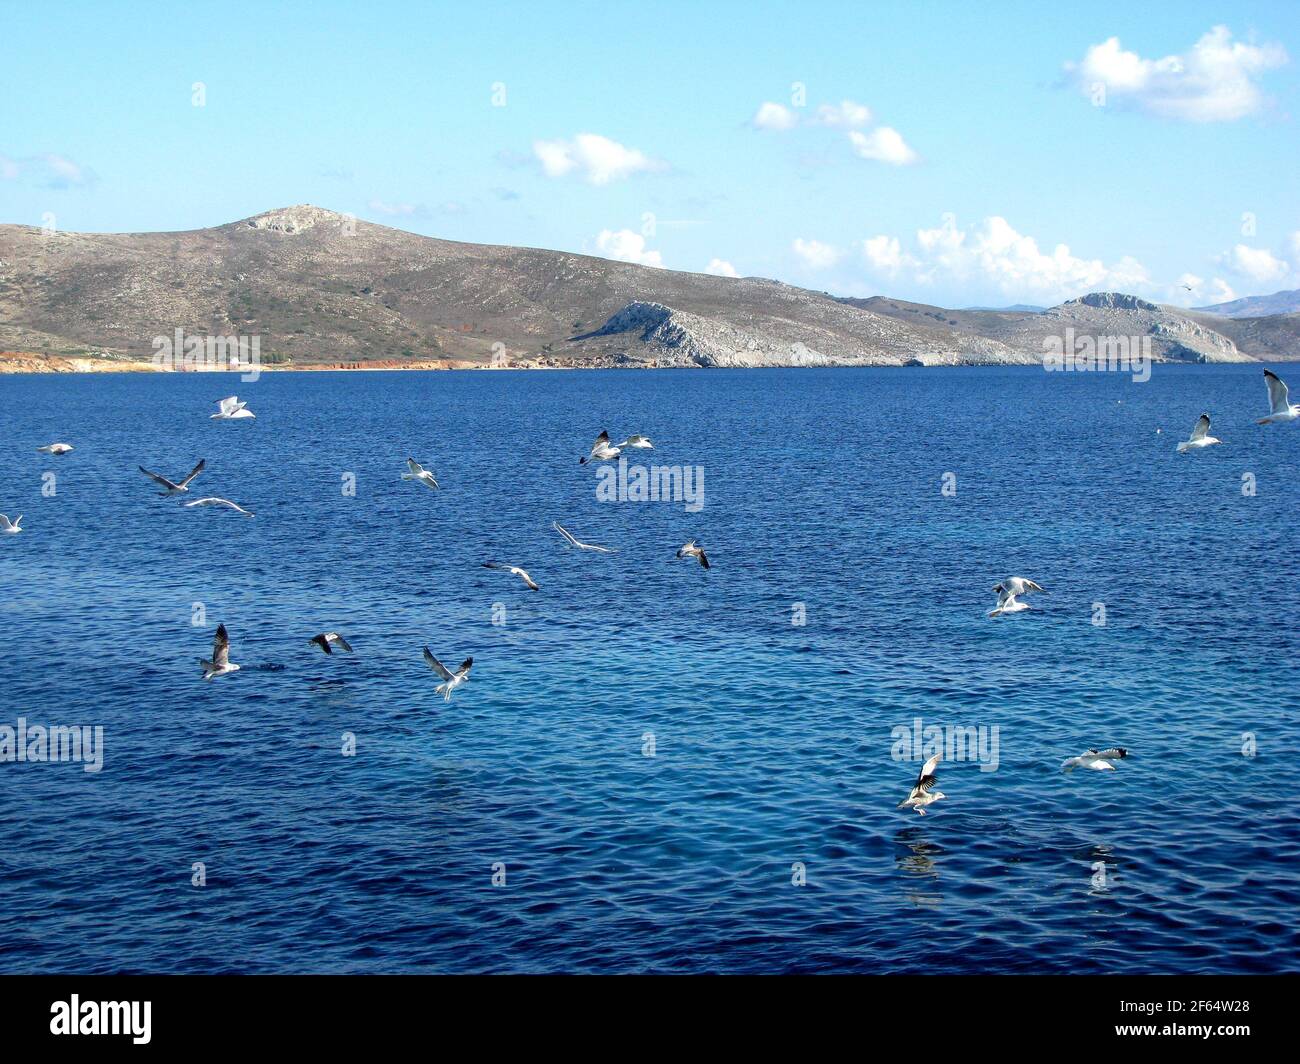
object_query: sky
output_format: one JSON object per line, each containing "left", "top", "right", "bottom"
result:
{"left": 1, "top": 0, "right": 1298, "bottom": 308}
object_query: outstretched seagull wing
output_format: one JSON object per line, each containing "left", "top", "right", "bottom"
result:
{"left": 454, "top": 657, "right": 473, "bottom": 679}
{"left": 217, "top": 396, "right": 242, "bottom": 415}
{"left": 178, "top": 458, "right": 207, "bottom": 487}
{"left": 212, "top": 624, "right": 230, "bottom": 668}
{"left": 406, "top": 458, "right": 423, "bottom": 475}
{"left": 333, "top": 634, "right": 354, "bottom": 653}
{"left": 913, "top": 752, "right": 941, "bottom": 794}
{"left": 310, "top": 634, "right": 332, "bottom": 654}
{"left": 1265, "top": 370, "right": 1290, "bottom": 414}
{"left": 423, "top": 647, "right": 454, "bottom": 680}
{"left": 1089, "top": 747, "right": 1128, "bottom": 760}
{"left": 553, "top": 522, "right": 580, "bottom": 547}
{"left": 139, "top": 467, "right": 180, "bottom": 490}
{"left": 1190, "top": 413, "right": 1211, "bottom": 440}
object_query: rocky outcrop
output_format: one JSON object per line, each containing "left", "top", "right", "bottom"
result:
{"left": 1069, "top": 292, "right": 1159, "bottom": 312}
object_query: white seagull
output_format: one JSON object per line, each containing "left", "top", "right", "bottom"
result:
{"left": 1177, "top": 413, "right": 1220, "bottom": 453}
{"left": 553, "top": 521, "right": 616, "bottom": 553}
{"left": 401, "top": 458, "right": 439, "bottom": 490}
{"left": 578, "top": 431, "right": 652, "bottom": 465}
{"left": 211, "top": 396, "right": 255, "bottom": 420}
{"left": 899, "top": 753, "right": 946, "bottom": 815}
{"left": 181, "top": 496, "right": 255, "bottom": 517}
{"left": 36, "top": 442, "right": 73, "bottom": 455}
{"left": 483, "top": 560, "right": 539, "bottom": 591}
{"left": 310, "top": 632, "right": 355, "bottom": 655}
{"left": 993, "top": 576, "right": 1045, "bottom": 599}
{"left": 139, "top": 458, "right": 206, "bottom": 495}
{"left": 1062, "top": 747, "right": 1129, "bottom": 773}
{"left": 0, "top": 514, "right": 22, "bottom": 535}
{"left": 200, "top": 623, "right": 240, "bottom": 680}
{"left": 676, "top": 540, "right": 710, "bottom": 569}
{"left": 1258, "top": 370, "right": 1300, "bottom": 425}
{"left": 423, "top": 649, "right": 472, "bottom": 701}
{"left": 988, "top": 586, "right": 1030, "bottom": 618}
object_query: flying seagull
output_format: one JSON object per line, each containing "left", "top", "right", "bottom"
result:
{"left": 139, "top": 458, "right": 206, "bottom": 496}
{"left": 1062, "top": 747, "right": 1129, "bottom": 772}
{"left": 1177, "top": 413, "right": 1220, "bottom": 453}
{"left": 1258, "top": 369, "right": 1300, "bottom": 425}
{"left": 988, "top": 586, "right": 1030, "bottom": 618}
{"left": 423, "top": 648, "right": 472, "bottom": 701}
{"left": 401, "top": 458, "right": 439, "bottom": 490}
{"left": 993, "top": 576, "right": 1045, "bottom": 599}
{"left": 310, "top": 632, "right": 355, "bottom": 655}
{"left": 181, "top": 496, "right": 255, "bottom": 517}
{"left": 676, "top": 540, "right": 710, "bottom": 568}
{"left": 579, "top": 431, "right": 621, "bottom": 465}
{"left": 36, "top": 442, "right": 73, "bottom": 455}
{"left": 483, "top": 561, "right": 539, "bottom": 591}
{"left": 0, "top": 514, "right": 22, "bottom": 535}
{"left": 553, "top": 521, "right": 616, "bottom": 553}
{"left": 211, "top": 396, "right": 255, "bottom": 420}
{"left": 200, "top": 623, "right": 240, "bottom": 680}
{"left": 899, "top": 753, "right": 945, "bottom": 815}
{"left": 619, "top": 433, "right": 654, "bottom": 450}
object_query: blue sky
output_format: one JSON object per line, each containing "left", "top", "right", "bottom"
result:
{"left": 1, "top": 0, "right": 1297, "bottom": 307}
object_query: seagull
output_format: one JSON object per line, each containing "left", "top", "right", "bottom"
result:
{"left": 483, "top": 561, "right": 539, "bottom": 591}
{"left": 200, "top": 623, "right": 240, "bottom": 680}
{"left": 579, "top": 430, "right": 622, "bottom": 465}
{"left": 993, "top": 576, "right": 1045, "bottom": 599}
{"left": 310, "top": 632, "right": 355, "bottom": 655}
{"left": 211, "top": 396, "right": 255, "bottom": 420}
{"left": 618, "top": 433, "right": 654, "bottom": 450}
{"left": 898, "top": 753, "right": 945, "bottom": 815}
{"left": 0, "top": 514, "right": 22, "bottom": 535}
{"left": 1258, "top": 369, "right": 1300, "bottom": 425}
{"left": 138, "top": 458, "right": 206, "bottom": 496}
{"left": 676, "top": 540, "right": 710, "bottom": 568}
{"left": 1181, "top": 283, "right": 1194, "bottom": 292}
{"left": 1176, "top": 413, "right": 1220, "bottom": 453}
{"left": 181, "top": 496, "right": 254, "bottom": 517}
{"left": 401, "top": 458, "right": 439, "bottom": 490}
{"left": 36, "top": 443, "right": 73, "bottom": 455}
{"left": 1062, "top": 747, "right": 1129, "bottom": 772}
{"left": 988, "top": 586, "right": 1030, "bottom": 617}
{"left": 423, "top": 649, "right": 472, "bottom": 701}
{"left": 553, "top": 521, "right": 616, "bottom": 553}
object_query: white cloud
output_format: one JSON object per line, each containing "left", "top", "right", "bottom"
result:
{"left": 792, "top": 238, "right": 843, "bottom": 270}
{"left": 860, "top": 215, "right": 1152, "bottom": 301}
{"left": 594, "top": 229, "right": 664, "bottom": 268}
{"left": 1208, "top": 278, "right": 1236, "bottom": 303}
{"left": 1221, "top": 243, "right": 1289, "bottom": 282}
{"left": 751, "top": 102, "right": 799, "bottom": 131}
{"left": 860, "top": 234, "right": 914, "bottom": 275}
{"left": 705, "top": 258, "right": 739, "bottom": 277}
{"left": 848, "top": 127, "right": 918, "bottom": 165}
{"left": 1067, "top": 25, "right": 1288, "bottom": 122}
{"left": 812, "top": 100, "right": 873, "bottom": 128}
{"left": 0, "top": 151, "right": 95, "bottom": 188}
{"left": 368, "top": 199, "right": 426, "bottom": 218}
{"left": 532, "top": 133, "right": 659, "bottom": 185}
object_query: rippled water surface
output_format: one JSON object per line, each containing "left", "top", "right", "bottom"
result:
{"left": 1, "top": 365, "right": 1297, "bottom": 973}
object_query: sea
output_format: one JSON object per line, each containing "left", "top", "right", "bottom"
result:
{"left": 0, "top": 364, "right": 1296, "bottom": 973}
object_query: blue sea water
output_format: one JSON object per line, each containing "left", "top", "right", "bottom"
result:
{"left": 0, "top": 364, "right": 1296, "bottom": 974}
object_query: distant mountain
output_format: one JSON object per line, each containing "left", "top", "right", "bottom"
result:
{"left": 1193, "top": 288, "right": 1300, "bottom": 318}
{"left": 0, "top": 205, "right": 1264, "bottom": 369}
{"left": 1180, "top": 309, "right": 1300, "bottom": 361}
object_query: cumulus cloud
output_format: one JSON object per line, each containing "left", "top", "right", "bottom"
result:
{"left": 1220, "top": 243, "right": 1289, "bottom": 282}
{"left": 751, "top": 102, "right": 799, "bottom": 131}
{"left": 533, "top": 133, "right": 660, "bottom": 185}
{"left": 705, "top": 258, "right": 739, "bottom": 277}
{"left": 860, "top": 215, "right": 1152, "bottom": 301}
{"left": 811, "top": 100, "right": 873, "bottom": 128}
{"left": 848, "top": 127, "right": 918, "bottom": 165}
{"left": 1066, "top": 25, "right": 1288, "bottom": 122}
{"left": 594, "top": 229, "right": 664, "bottom": 268}
{"left": 792, "top": 238, "right": 843, "bottom": 270}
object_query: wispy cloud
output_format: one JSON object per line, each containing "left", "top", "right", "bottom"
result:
{"left": 792, "top": 237, "right": 843, "bottom": 271}
{"left": 0, "top": 151, "right": 96, "bottom": 188}
{"left": 1065, "top": 25, "right": 1288, "bottom": 122}
{"left": 748, "top": 97, "right": 916, "bottom": 165}
{"left": 367, "top": 199, "right": 428, "bottom": 219}
{"left": 1219, "top": 243, "right": 1290, "bottom": 282}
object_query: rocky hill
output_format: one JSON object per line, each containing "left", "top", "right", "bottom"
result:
{"left": 0, "top": 205, "right": 1267, "bottom": 369}
{"left": 1194, "top": 288, "right": 1300, "bottom": 318}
